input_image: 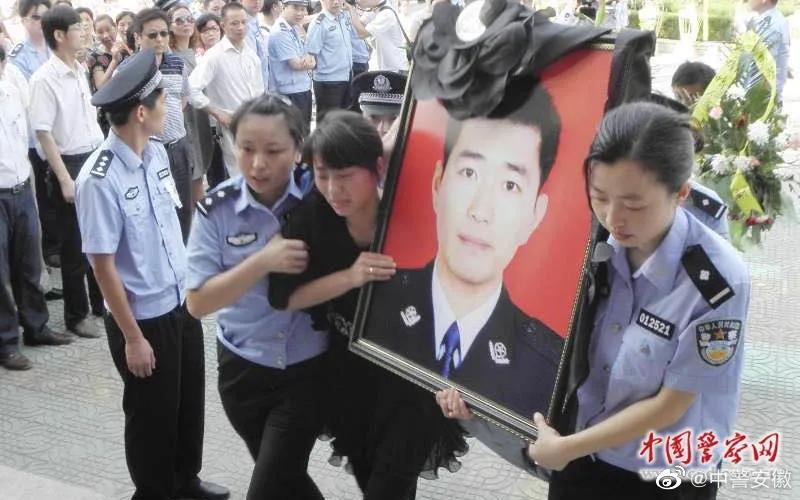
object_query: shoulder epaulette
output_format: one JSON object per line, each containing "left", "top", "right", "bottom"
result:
{"left": 9, "top": 43, "right": 23, "bottom": 58}
{"left": 689, "top": 188, "right": 726, "bottom": 220}
{"left": 196, "top": 184, "right": 241, "bottom": 217}
{"left": 316, "top": 13, "right": 325, "bottom": 23}
{"left": 89, "top": 150, "right": 115, "bottom": 178}
{"left": 681, "top": 244, "right": 735, "bottom": 309}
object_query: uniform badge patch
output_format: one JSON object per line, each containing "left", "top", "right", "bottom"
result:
{"left": 125, "top": 187, "right": 139, "bottom": 200}
{"left": 400, "top": 306, "right": 420, "bottom": 327}
{"left": 226, "top": 232, "right": 257, "bottom": 246}
{"left": 636, "top": 308, "right": 676, "bottom": 340}
{"left": 696, "top": 319, "right": 741, "bottom": 366}
{"left": 489, "top": 341, "right": 510, "bottom": 365}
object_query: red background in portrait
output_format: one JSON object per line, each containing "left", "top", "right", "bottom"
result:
{"left": 380, "top": 49, "right": 613, "bottom": 337}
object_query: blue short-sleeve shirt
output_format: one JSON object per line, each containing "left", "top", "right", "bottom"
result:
{"left": 187, "top": 172, "right": 328, "bottom": 369}
{"left": 306, "top": 10, "right": 353, "bottom": 82}
{"left": 268, "top": 17, "right": 312, "bottom": 95}
{"left": 576, "top": 207, "right": 750, "bottom": 472}
{"left": 75, "top": 130, "right": 187, "bottom": 320}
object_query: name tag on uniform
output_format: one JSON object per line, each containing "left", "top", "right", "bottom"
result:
{"left": 636, "top": 308, "right": 675, "bottom": 340}
{"left": 328, "top": 25, "right": 336, "bottom": 31}
{"left": 226, "top": 233, "right": 257, "bottom": 246}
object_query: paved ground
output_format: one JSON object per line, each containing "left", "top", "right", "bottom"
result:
{"left": 1, "top": 52, "right": 799, "bottom": 499}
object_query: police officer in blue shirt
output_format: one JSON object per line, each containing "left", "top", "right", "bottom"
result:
{"left": 186, "top": 95, "right": 328, "bottom": 499}
{"left": 306, "top": 0, "right": 353, "bottom": 120}
{"left": 269, "top": 0, "right": 316, "bottom": 128}
{"left": 524, "top": 103, "right": 750, "bottom": 499}
{"left": 346, "top": 11, "right": 371, "bottom": 78}
{"left": 74, "top": 49, "right": 229, "bottom": 500}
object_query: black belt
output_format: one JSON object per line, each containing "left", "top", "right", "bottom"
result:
{"left": 0, "top": 177, "right": 31, "bottom": 195}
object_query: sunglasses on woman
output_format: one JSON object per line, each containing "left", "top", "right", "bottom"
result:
{"left": 173, "top": 15, "right": 195, "bottom": 25}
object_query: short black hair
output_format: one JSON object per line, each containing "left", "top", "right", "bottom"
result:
{"left": 133, "top": 8, "right": 170, "bottom": 34}
{"left": 230, "top": 94, "right": 307, "bottom": 148}
{"left": 671, "top": 61, "right": 716, "bottom": 90}
{"left": 106, "top": 88, "right": 164, "bottom": 127}
{"left": 18, "top": 0, "right": 51, "bottom": 17}
{"left": 42, "top": 5, "right": 81, "bottom": 50}
{"left": 307, "top": 110, "right": 383, "bottom": 173}
{"left": 443, "top": 76, "right": 561, "bottom": 190}
{"left": 94, "top": 14, "right": 114, "bottom": 27}
{"left": 584, "top": 102, "right": 694, "bottom": 195}
{"left": 222, "top": 1, "right": 247, "bottom": 18}
{"left": 263, "top": 0, "right": 282, "bottom": 14}
{"left": 196, "top": 13, "right": 222, "bottom": 32}
{"left": 75, "top": 6, "right": 92, "bottom": 19}
{"left": 115, "top": 10, "right": 135, "bottom": 25}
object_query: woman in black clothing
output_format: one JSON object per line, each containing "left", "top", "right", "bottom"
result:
{"left": 269, "top": 111, "right": 467, "bottom": 500}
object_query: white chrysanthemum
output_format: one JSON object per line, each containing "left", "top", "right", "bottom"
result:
{"left": 727, "top": 84, "right": 747, "bottom": 100}
{"left": 775, "top": 131, "right": 791, "bottom": 149}
{"left": 747, "top": 120, "right": 770, "bottom": 146}
{"left": 710, "top": 155, "right": 731, "bottom": 175}
{"left": 733, "top": 155, "right": 752, "bottom": 172}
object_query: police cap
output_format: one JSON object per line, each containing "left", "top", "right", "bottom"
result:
{"left": 351, "top": 70, "right": 406, "bottom": 116}
{"left": 91, "top": 48, "right": 167, "bottom": 111}
{"left": 284, "top": 0, "right": 309, "bottom": 5}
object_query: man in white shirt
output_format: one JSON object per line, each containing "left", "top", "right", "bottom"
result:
{"left": 345, "top": 0, "right": 408, "bottom": 73}
{"left": 0, "top": 45, "right": 72, "bottom": 371}
{"left": 189, "top": 1, "right": 265, "bottom": 175}
{"left": 30, "top": 5, "right": 104, "bottom": 340}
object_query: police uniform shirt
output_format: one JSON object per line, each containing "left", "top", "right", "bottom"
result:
{"left": 75, "top": 130, "right": 186, "bottom": 320}
{"left": 9, "top": 40, "right": 50, "bottom": 81}
{"left": 246, "top": 14, "right": 271, "bottom": 91}
{"left": 29, "top": 55, "right": 103, "bottom": 156}
{"left": 684, "top": 180, "right": 729, "bottom": 240}
{"left": 268, "top": 17, "right": 312, "bottom": 95}
{"left": 576, "top": 207, "right": 750, "bottom": 472}
{"left": 187, "top": 174, "right": 328, "bottom": 369}
{"left": 0, "top": 71, "right": 31, "bottom": 186}
{"left": 345, "top": 11, "right": 370, "bottom": 65}
{"left": 305, "top": 10, "right": 353, "bottom": 82}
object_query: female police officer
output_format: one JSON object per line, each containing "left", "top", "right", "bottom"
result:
{"left": 439, "top": 102, "right": 750, "bottom": 500}
{"left": 185, "top": 95, "right": 328, "bottom": 500}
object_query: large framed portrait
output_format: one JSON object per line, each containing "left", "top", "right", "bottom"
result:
{"left": 351, "top": 40, "right": 618, "bottom": 441}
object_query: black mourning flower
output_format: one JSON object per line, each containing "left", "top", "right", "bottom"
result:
{"left": 411, "top": 0, "right": 609, "bottom": 120}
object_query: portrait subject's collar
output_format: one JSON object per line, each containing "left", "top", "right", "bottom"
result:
{"left": 431, "top": 259, "right": 502, "bottom": 366}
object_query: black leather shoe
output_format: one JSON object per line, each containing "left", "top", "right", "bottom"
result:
{"left": 175, "top": 480, "right": 230, "bottom": 500}
{"left": 0, "top": 351, "right": 33, "bottom": 370}
{"left": 44, "top": 288, "right": 63, "bottom": 301}
{"left": 23, "top": 327, "right": 73, "bottom": 346}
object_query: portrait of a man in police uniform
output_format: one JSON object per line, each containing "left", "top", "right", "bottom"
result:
{"left": 366, "top": 80, "right": 565, "bottom": 419}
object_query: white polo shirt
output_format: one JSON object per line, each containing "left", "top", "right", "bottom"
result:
{"left": 362, "top": 5, "right": 408, "bottom": 73}
{"left": 29, "top": 54, "right": 103, "bottom": 156}
{"left": 0, "top": 65, "right": 32, "bottom": 187}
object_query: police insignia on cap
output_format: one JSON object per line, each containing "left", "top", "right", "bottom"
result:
{"left": 373, "top": 75, "right": 392, "bottom": 93}
{"left": 696, "top": 319, "right": 741, "bottom": 366}
{"left": 90, "top": 151, "right": 115, "bottom": 178}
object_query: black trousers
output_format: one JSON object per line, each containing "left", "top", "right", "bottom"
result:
{"left": 205, "top": 129, "right": 228, "bottom": 191}
{"left": 549, "top": 457, "right": 718, "bottom": 500}
{"left": 313, "top": 80, "right": 351, "bottom": 122}
{"left": 352, "top": 61, "right": 369, "bottom": 79}
{"left": 51, "top": 152, "right": 103, "bottom": 328}
{"left": 105, "top": 305, "right": 205, "bottom": 500}
{"left": 286, "top": 90, "right": 313, "bottom": 132}
{"left": 217, "top": 341, "right": 324, "bottom": 500}
{"left": 164, "top": 137, "right": 193, "bottom": 244}
{"left": 29, "top": 149, "right": 59, "bottom": 259}
{"left": 0, "top": 179, "right": 49, "bottom": 354}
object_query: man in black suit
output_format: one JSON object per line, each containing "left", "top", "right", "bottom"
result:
{"left": 367, "top": 79, "right": 565, "bottom": 418}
